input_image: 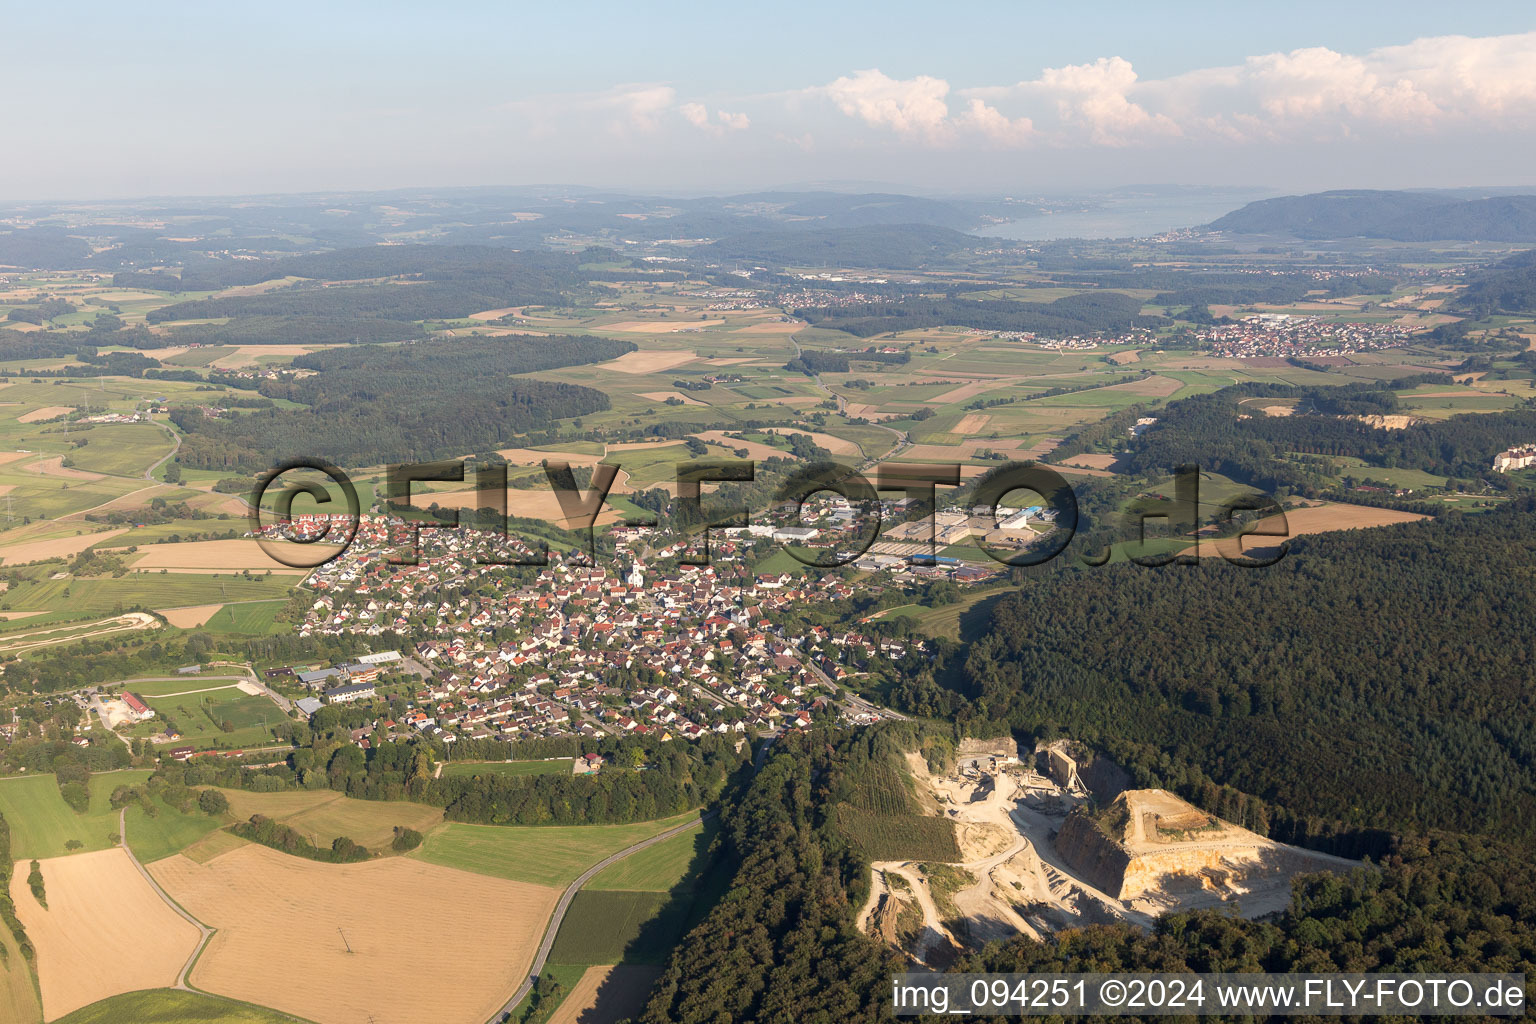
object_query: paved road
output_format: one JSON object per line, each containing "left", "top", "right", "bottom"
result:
{"left": 117, "top": 807, "right": 213, "bottom": 990}
{"left": 487, "top": 812, "right": 713, "bottom": 1023}
{"left": 144, "top": 420, "right": 182, "bottom": 481}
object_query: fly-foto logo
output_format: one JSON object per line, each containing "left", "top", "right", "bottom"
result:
{"left": 248, "top": 458, "right": 1291, "bottom": 570}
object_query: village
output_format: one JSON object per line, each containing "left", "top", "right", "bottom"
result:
{"left": 221, "top": 513, "right": 923, "bottom": 755}
{"left": 1200, "top": 312, "right": 1411, "bottom": 358}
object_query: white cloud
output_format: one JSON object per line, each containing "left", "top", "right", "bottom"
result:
{"left": 1035, "top": 57, "right": 1181, "bottom": 145}
{"left": 717, "top": 110, "right": 750, "bottom": 132}
{"left": 956, "top": 98, "right": 1035, "bottom": 146}
{"left": 817, "top": 31, "right": 1536, "bottom": 151}
{"left": 600, "top": 84, "right": 676, "bottom": 132}
{"left": 823, "top": 69, "right": 952, "bottom": 140}
{"left": 680, "top": 102, "right": 750, "bottom": 135}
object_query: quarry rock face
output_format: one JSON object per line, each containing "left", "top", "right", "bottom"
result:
{"left": 1052, "top": 789, "right": 1286, "bottom": 902}
{"left": 1052, "top": 811, "right": 1132, "bottom": 897}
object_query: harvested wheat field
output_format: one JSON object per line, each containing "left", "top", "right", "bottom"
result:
{"left": 129, "top": 539, "right": 329, "bottom": 572}
{"left": 152, "top": 845, "right": 560, "bottom": 1024}
{"left": 599, "top": 349, "right": 697, "bottom": 373}
{"left": 604, "top": 320, "right": 723, "bottom": 334}
{"left": 1060, "top": 453, "right": 1120, "bottom": 470}
{"left": 693, "top": 431, "right": 792, "bottom": 461}
{"left": 25, "top": 455, "right": 103, "bottom": 480}
{"left": 549, "top": 966, "right": 662, "bottom": 1024}
{"left": 158, "top": 603, "right": 224, "bottom": 628}
{"left": 1192, "top": 502, "right": 1429, "bottom": 559}
{"left": 216, "top": 788, "right": 444, "bottom": 848}
{"left": 927, "top": 379, "right": 1005, "bottom": 405}
{"left": 496, "top": 446, "right": 605, "bottom": 466}
{"left": 13, "top": 848, "right": 201, "bottom": 1020}
{"left": 1241, "top": 502, "right": 1427, "bottom": 547}
{"left": 1107, "top": 374, "right": 1184, "bottom": 397}
{"left": 638, "top": 390, "right": 707, "bottom": 406}
{"left": 209, "top": 345, "right": 326, "bottom": 369}
{"left": 602, "top": 440, "right": 687, "bottom": 453}
{"left": 731, "top": 320, "right": 802, "bottom": 334}
{"left": 16, "top": 406, "right": 73, "bottom": 423}
{"left": 953, "top": 413, "right": 992, "bottom": 435}
{"left": 469, "top": 305, "right": 526, "bottom": 321}
{"left": 760, "top": 427, "right": 860, "bottom": 456}
{"left": 0, "top": 451, "right": 33, "bottom": 466}
{"left": 0, "top": 528, "right": 127, "bottom": 565}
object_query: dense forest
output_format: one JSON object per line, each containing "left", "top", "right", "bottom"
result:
{"left": 1455, "top": 248, "right": 1536, "bottom": 317}
{"left": 639, "top": 729, "right": 1536, "bottom": 1023}
{"left": 794, "top": 292, "right": 1161, "bottom": 338}
{"left": 1118, "top": 382, "right": 1536, "bottom": 493}
{"left": 887, "top": 498, "right": 1536, "bottom": 842}
{"left": 168, "top": 335, "right": 632, "bottom": 469}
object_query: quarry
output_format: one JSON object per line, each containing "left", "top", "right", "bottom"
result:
{"left": 858, "top": 739, "right": 1358, "bottom": 967}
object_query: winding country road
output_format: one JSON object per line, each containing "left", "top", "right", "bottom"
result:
{"left": 487, "top": 812, "right": 712, "bottom": 1023}
{"left": 117, "top": 808, "right": 213, "bottom": 991}
{"left": 144, "top": 419, "right": 182, "bottom": 481}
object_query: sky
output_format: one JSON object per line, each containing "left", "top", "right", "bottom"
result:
{"left": 3, "top": 1, "right": 1535, "bottom": 200}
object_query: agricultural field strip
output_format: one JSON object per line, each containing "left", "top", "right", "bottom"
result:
{"left": 118, "top": 806, "right": 214, "bottom": 989}
{"left": 488, "top": 812, "right": 710, "bottom": 1023}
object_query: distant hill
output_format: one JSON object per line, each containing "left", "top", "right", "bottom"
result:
{"left": 1455, "top": 248, "right": 1536, "bottom": 315}
{"left": 1208, "top": 190, "right": 1536, "bottom": 241}
{"left": 702, "top": 223, "right": 982, "bottom": 269}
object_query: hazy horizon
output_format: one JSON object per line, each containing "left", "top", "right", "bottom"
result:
{"left": 1, "top": 1, "right": 1531, "bottom": 201}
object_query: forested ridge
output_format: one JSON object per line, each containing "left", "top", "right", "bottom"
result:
{"left": 1208, "top": 189, "right": 1536, "bottom": 242}
{"left": 1121, "top": 383, "right": 1536, "bottom": 492}
{"left": 1456, "top": 248, "right": 1536, "bottom": 317}
{"left": 640, "top": 730, "right": 1536, "bottom": 1023}
{"left": 889, "top": 498, "right": 1536, "bottom": 842}
{"left": 169, "top": 335, "right": 633, "bottom": 469}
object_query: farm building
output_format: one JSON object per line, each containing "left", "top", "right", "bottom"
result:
{"left": 121, "top": 692, "right": 155, "bottom": 722}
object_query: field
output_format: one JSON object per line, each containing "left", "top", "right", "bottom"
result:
{"left": 214, "top": 789, "right": 444, "bottom": 849}
{"left": 0, "top": 916, "right": 41, "bottom": 1024}
{"left": 440, "top": 758, "right": 573, "bottom": 778}
{"left": 54, "top": 990, "right": 311, "bottom": 1024}
{"left": 140, "top": 686, "right": 283, "bottom": 749}
{"left": 1204, "top": 501, "right": 1430, "bottom": 558}
{"left": 411, "top": 811, "right": 701, "bottom": 888}
{"left": 586, "top": 819, "right": 713, "bottom": 892}
{"left": 127, "top": 539, "right": 314, "bottom": 572}
{"left": 0, "top": 572, "right": 295, "bottom": 619}
{"left": 0, "top": 770, "right": 151, "bottom": 859}
{"left": 200, "top": 600, "right": 287, "bottom": 634}
{"left": 125, "top": 793, "right": 228, "bottom": 865}
{"left": 546, "top": 890, "right": 684, "bottom": 966}
{"left": 13, "top": 848, "right": 201, "bottom": 1020}
{"left": 547, "top": 965, "right": 661, "bottom": 1024}
{"left": 158, "top": 603, "right": 224, "bottom": 628}
{"left": 150, "top": 844, "right": 560, "bottom": 1024}
{"left": 833, "top": 804, "right": 962, "bottom": 862}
